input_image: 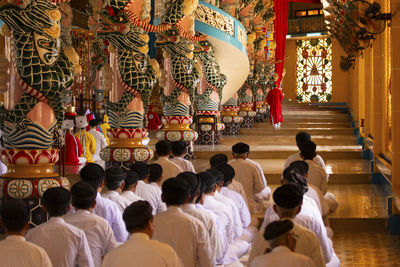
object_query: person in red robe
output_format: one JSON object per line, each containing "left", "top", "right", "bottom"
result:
{"left": 266, "top": 86, "right": 284, "bottom": 129}
{"left": 146, "top": 105, "right": 162, "bottom": 130}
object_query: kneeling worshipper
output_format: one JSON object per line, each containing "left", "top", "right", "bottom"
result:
{"left": 229, "top": 143, "right": 270, "bottom": 214}
{"left": 300, "top": 140, "right": 339, "bottom": 214}
{"left": 152, "top": 177, "right": 214, "bottom": 267}
{"left": 79, "top": 163, "right": 128, "bottom": 242}
{"left": 120, "top": 170, "right": 144, "bottom": 203}
{"left": 177, "top": 172, "right": 226, "bottom": 264}
{"left": 27, "top": 187, "right": 94, "bottom": 267}
{"left": 250, "top": 220, "right": 316, "bottom": 267}
{"left": 153, "top": 140, "right": 183, "bottom": 184}
{"left": 248, "top": 183, "right": 325, "bottom": 267}
{"left": 102, "top": 167, "right": 132, "bottom": 213}
{"left": 0, "top": 199, "right": 52, "bottom": 267}
{"left": 170, "top": 141, "right": 196, "bottom": 172}
{"left": 102, "top": 201, "right": 183, "bottom": 267}
{"left": 64, "top": 181, "right": 117, "bottom": 267}
{"left": 283, "top": 131, "right": 326, "bottom": 170}
{"left": 88, "top": 119, "right": 107, "bottom": 162}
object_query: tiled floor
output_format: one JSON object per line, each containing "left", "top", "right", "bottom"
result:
{"left": 332, "top": 232, "right": 400, "bottom": 267}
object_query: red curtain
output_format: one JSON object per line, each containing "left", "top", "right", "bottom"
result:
{"left": 273, "top": 0, "right": 321, "bottom": 86}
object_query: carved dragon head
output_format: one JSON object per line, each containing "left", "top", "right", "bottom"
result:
{"left": 0, "top": 0, "right": 67, "bottom": 66}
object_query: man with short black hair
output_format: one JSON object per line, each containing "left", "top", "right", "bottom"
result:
{"left": 178, "top": 172, "right": 225, "bottom": 263}
{"left": 153, "top": 141, "right": 182, "bottom": 184}
{"left": 210, "top": 154, "right": 248, "bottom": 203}
{"left": 121, "top": 170, "right": 143, "bottom": 203}
{"left": 102, "top": 201, "right": 183, "bottom": 267}
{"left": 170, "top": 141, "right": 196, "bottom": 172}
{"left": 250, "top": 220, "right": 316, "bottom": 267}
{"left": 229, "top": 142, "right": 270, "bottom": 214}
{"left": 80, "top": 163, "right": 128, "bottom": 242}
{"left": 283, "top": 131, "right": 325, "bottom": 170}
{"left": 152, "top": 177, "right": 214, "bottom": 267}
{"left": 64, "top": 181, "right": 117, "bottom": 267}
{"left": 27, "top": 187, "right": 94, "bottom": 267}
{"left": 102, "top": 167, "right": 131, "bottom": 213}
{"left": 248, "top": 184, "right": 325, "bottom": 267}
{"left": 0, "top": 199, "right": 53, "bottom": 267}
{"left": 134, "top": 162, "right": 167, "bottom": 215}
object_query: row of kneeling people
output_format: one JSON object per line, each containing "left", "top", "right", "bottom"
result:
{"left": 0, "top": 135, "right": 339, "bottom": 267}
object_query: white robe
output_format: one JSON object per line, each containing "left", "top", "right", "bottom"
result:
{"left": 120, "top": 190, "right": 144, "bottom": 204}
{"left": 102, "top": 190, "right": 131, "bottom": 213}
{"left": 283, "top": 152, "right": 326, "bottom": 170}
{"left": 250, "top": 246, "right": 316, "bottom": 267}
{"left": 102, "top": 233, "right": 183, "bottom": 267}
{"left": 0, "top": 235, "right": 53, "bottom": 267}
{"left": 152, "top": 206, "right": 214, "bottom": 267}
{"left": 182, "top": 203, "right": 225, "bottom": 262}
{"left": 248, "top": 220, "right": 325, "bottom": 267}
{"left": 88, "top": 129, "right": 107, "bottom": 162}
{"left": 27, "top": 217, "right": 94, "bottom": 267}
{"left": 92, "top": 193, "right": 128, "bottom": 242}
{"left": 170, "top": 156, "right": 196, "bottom": 173}
{"left": 64, "top": 209, "right": 117, "bottom": 267}
{"left": 135, "top": 181, "right": 167, "bottom": 215}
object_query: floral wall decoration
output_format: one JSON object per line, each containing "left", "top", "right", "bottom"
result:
{"left": 296, "top": 38, "right": 333, "bottom": 102}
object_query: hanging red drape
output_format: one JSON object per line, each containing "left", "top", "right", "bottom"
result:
{"left": 273, "top": 0, "right": 321, "bottom": 86}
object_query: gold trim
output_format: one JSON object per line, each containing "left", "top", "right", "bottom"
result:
{"left": 163, "top": 124, "right": 192, "bottom": 131}
{"left": 3, "top": 164, "right": 58, "bottom": 178}
{"left": 221, "top": 111, "right": 238, "bottom": 117}
{"left": 199, "top": 117, "right": 215, "bottom": 123}
{"left": 109, "top": 138, "right": 147, "bottom": 148}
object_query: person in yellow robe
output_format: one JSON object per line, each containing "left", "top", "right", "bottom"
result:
{"left": 98, "top": 114, "right": 111, "bottom": 145}
{"left": 74, "top": 115, "right": 96, "bottom": 163}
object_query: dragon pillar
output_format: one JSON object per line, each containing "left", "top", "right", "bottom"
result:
{"left": 0, "top": 0, "right": 76, "bottom": 225}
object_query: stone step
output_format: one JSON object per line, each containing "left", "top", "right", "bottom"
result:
{"left": 193, "top": 148, "right": 363, "bottom": 160}
{"left": 212, "top": 135, "right": 359, "bottom": 146}
{"left": 254, "top": 122, "right": 353, "bottom": 128}
{"left": 240, "top": 127, "right": 355, "bottom": 136}
{"left": 192, "top": 159, "right": 371, "bottom": 184}
{"left": 282, "top": 110, "right": 348, "bottom": 116}
{"left": 283, "top": 116, "right": 350, "bottom": 122}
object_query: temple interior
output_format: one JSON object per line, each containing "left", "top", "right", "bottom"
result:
{"left": 0, "top": 0, "right": 400, "bottom": 266}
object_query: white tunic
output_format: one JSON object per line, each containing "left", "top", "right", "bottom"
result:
{"left": 88, "top": 129, "right": 107, "bottom": 162}
{"left": 120, "top": 190, "right": 144, "bottom": 204}
{"left": 305, "top": 159, "right": 329, "bottom": 195}
{"left": 102, "top": 233, "right": 183, "bottom": 267}
{"left": 220, "top": 187, "right": 251, "bottom": 228}
{"left": 214, "top": 191, "right": 243, "bottom": 239}
{"left": 260, "top": 206, "right": 332, "bottom": 263}
{"left": 102, "top": 190, "right": 131, "bottom": 213}
{"left": 170, "top": 156, "right": 196, "bottom": 173}
{"left": 283, "top": 152, "right": 326, "bottom": 170}
{"left": 227, "top": 179, "right": 248, "bottom": 206}
{"left": 0, "top": 235, "right": 53, "bottom": 267}
{"left": 307, "top": 185, "right": 330, "bottom": 216}
{"left": 250, "top": 246, "right": 316, "bottom": 267}
{"left": 182, "top": 203, "right": 225, "bottom": 261}
{"left": 27, "top": 217, "right": 94, "bottom": 267}
{"left": 64, "top": 210, "right": 117, "bottom": 267}
{"left": 153, "top": 206, "right": 214, "bottom": 267}
{"left": 152, "top": 156, "right": 183, "bottom": 184}
{"left": 203, "top": 195, "right": 235, "bottom": 243}
{"left": 135, "top": 181, "right": 167, "bottom": 215}
{"left": 248, "top": 220, "right": 325, "bottom": 267}
{"left": 93, "top": 193, "right": 128, "bottom": 242}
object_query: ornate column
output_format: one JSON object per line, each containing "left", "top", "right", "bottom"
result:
{"left": 238, "top": 80, "right": 256, "bottom": 128}
{"left": 155, "top": 0, "right": 203, "bottom": 151}
{"left": 0, "top": 0, "right": 76, "bottom": 225}
{"left": 221, "top": 95, "right": 243, "bottom": 135}
{"left": 91, "top": 0, "right": 169, "bottom": 167}
{"left": 194, "top": 41, "right": 227, "bottom": 145}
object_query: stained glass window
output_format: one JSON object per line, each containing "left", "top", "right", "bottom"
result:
{"left": 296, "top": 38, "right": 332, "bottom": 102}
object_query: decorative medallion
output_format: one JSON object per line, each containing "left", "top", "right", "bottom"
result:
{"left": 7, "top": 179, "right": 33, "bottom": 199}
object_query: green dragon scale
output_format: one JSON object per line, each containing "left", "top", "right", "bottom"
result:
{"left": 0, "top": 0, "right": 74, "bottom": 141}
